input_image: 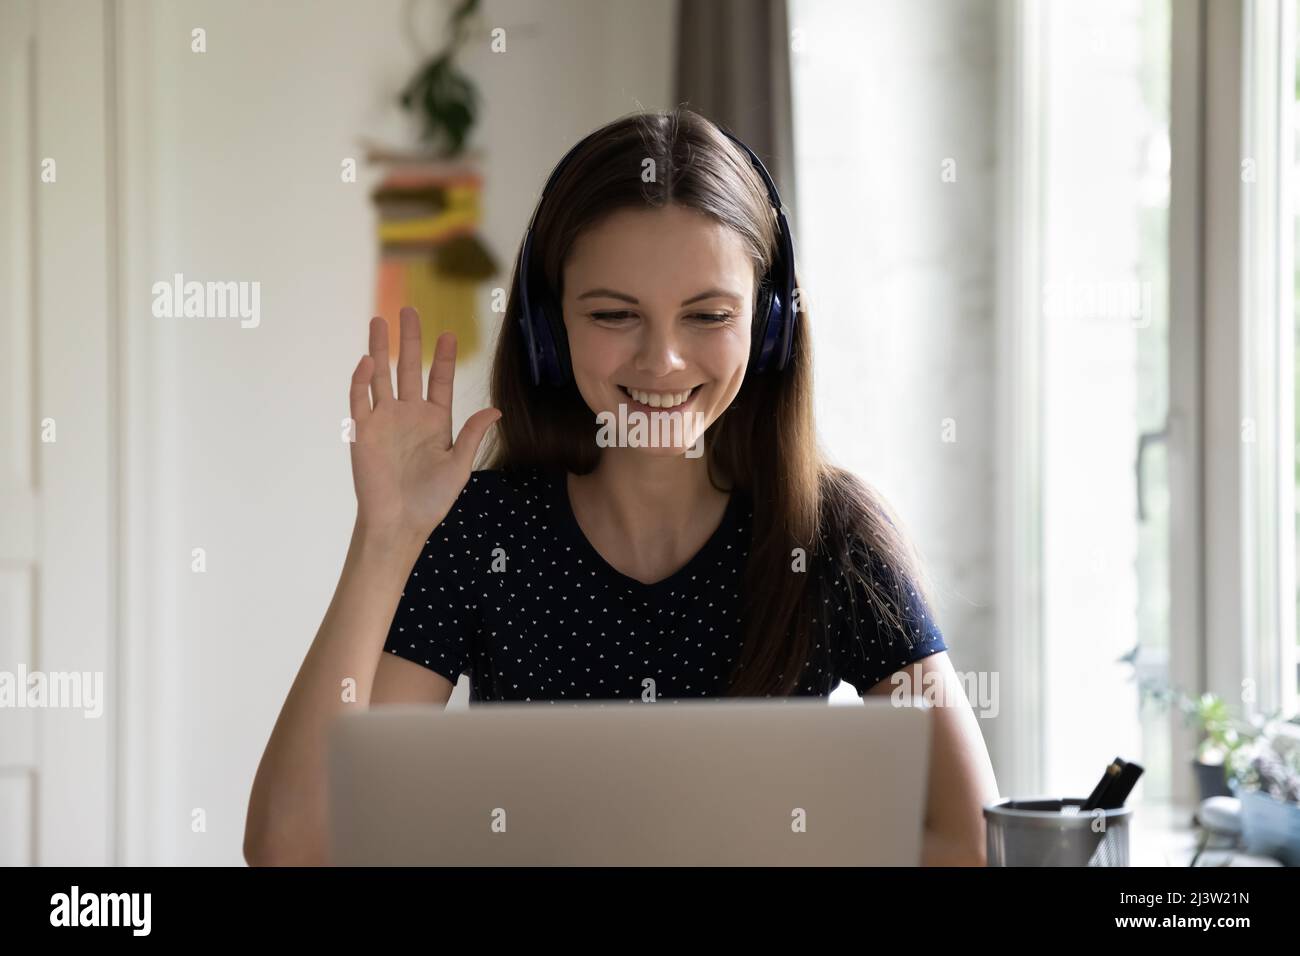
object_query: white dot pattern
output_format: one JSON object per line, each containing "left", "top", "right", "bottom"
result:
{"left": 383, "top": 468, "right": 948, "bottom": 703}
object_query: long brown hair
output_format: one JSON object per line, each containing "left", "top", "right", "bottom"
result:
{"left": 480, "top": 106, "right": 938, "bottom": 696}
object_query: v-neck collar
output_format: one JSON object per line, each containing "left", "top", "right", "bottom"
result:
{"left": 546, "top": 468, "right": 741, "bottom": 597}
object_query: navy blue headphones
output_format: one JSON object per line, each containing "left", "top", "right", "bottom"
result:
{"left": 516, "top": 121, "right": 797, "bottom": 387}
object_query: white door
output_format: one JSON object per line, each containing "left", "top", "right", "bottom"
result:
{"left": 0, "top": 0, "right": 116, "bottom": 865}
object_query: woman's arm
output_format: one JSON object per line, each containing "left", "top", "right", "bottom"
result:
{"left": 865, "top": 650, "right": 999, "bottom": 866}
{"left": 243, "top": 522, "right": 446, "bottom": 866}
{"left": 243, "top": 313, "right": 499, "bottom": 866}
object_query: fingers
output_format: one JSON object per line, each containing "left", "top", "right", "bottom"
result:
{"left": 452, "top": 407, "right": 503, "bottom": 471}
{"left": 368, "top": 316, "right": 394, "bottom": 404}
{"left": 427, "top": 331, "right": 456, "bottom": 414}
{"left": 396, "top": 306, "right": 424, "bottom": 401}
{"left": 349, "top": 354, "right": 374, "bottom": 423}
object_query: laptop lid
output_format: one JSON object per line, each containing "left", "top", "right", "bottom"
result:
{"left": 327, "top": 698, "right": 931, "bottom": 866}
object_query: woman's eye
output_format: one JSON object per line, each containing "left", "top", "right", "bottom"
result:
{"left": 589, "top": 311, "right": 733, "bottom": 323}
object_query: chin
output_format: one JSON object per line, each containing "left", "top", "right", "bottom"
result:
{"left": 629, "top": 441, "right": 702, "bottom": 459}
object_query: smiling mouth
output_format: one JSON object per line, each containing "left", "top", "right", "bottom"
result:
{"left": 617, "top": 384, "right": 703, "bottom": 410}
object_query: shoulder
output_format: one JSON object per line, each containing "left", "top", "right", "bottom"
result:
{"left": 449, "top": 467, "right": 556, "bottom": 514}
{"left": 813, "top": 468, "right": 943, "bottom": 642}
{"left": 420, "top": 467, "right": 557, "bottom": 571}
{"left": 813, "top": 468, "right": 897, "bottom": 583}
{"left": 427, "top": 467, "right": 557, "bottom": 544}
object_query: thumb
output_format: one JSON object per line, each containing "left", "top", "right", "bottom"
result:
{"left": 451, "top": 407, "right": 502, "bottom": 470}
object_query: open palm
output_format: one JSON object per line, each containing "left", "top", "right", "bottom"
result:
{"left": 348, "top": 307, "right": 501, "bottom": 543}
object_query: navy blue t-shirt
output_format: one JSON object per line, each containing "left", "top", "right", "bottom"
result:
{"left": 382, "top": 467, "right": 947, "bottom": 702}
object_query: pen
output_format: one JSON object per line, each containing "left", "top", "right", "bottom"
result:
{"left": 1080, "top": 757, "right": 1124, "bottom": 812}
{"left": 1097, "top": 759, "right": 1144, "bottom": 809}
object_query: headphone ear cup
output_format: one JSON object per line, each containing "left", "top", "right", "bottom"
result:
{"left": 768, "top": 285, "right": 789, "bottom": 371}
{"left": 538, "top": 295, "right": 571, "bottom": 386}
{"left": 751, "top": 279, "right": 777, "bottom": 371}
{"left": 517, "top": 237, "right": 548, "bottom": 387}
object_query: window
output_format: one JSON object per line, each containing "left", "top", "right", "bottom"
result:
{"left": 788, "top": 0, "right": 1299, "bottom": 796}
{"left": 1036, "top": 0, "right": 1173, "bottom": 800}
{"left": 1241, "top": 0, "right": 1297, "bottom": 715}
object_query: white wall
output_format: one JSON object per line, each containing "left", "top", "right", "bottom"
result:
{"left": 118, "top": 0, "right": 677, "bottom": 865}
{"left": 789, "top": 1, "right": 999, "bottom": 721}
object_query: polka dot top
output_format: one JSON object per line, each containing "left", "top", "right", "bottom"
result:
{"left": 382, "top": 468, "right": 948, "bottom": 703}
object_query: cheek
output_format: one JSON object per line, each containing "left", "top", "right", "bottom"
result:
{"left": 564, "top": 327, "right": 630, "bottom": 416}
{"left": 709, "top": 322, "right": 752, "bottom": 378}
{"left": 566, "top": 323, "right": 623, "bottom": 374}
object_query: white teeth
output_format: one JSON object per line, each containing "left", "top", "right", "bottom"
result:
{"left": 627, "top": 387, "right": 692, "bottom": 409}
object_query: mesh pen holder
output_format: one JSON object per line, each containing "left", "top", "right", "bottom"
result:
{"left": 984, "top": 797, "right": 1132, "bottom": 866}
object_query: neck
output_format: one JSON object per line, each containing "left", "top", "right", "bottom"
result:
{"left": 568, "top": 449, "right": 727, "bottom": 543}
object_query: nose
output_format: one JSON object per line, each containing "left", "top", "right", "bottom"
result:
{"left": 632, "top": 316, "right": 687, "bottom": 378}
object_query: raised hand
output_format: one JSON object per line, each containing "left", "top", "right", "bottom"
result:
{"left": 347, "top": 307, "right": 501, "bottom": 547}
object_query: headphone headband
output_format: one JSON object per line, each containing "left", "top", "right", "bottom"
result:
{"left": 517, "top": 118, "right": 797, "bottom": 387}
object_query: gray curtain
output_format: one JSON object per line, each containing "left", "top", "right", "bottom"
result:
{"left": 674, "top": 0, "right": 799, "bottom": 236}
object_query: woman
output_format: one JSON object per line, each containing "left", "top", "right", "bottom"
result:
{"left": 244, "top": 107, "right": 998, "bottom": 866}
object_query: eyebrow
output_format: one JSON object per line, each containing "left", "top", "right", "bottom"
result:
{"left": 576, "top": 287, "right": 743, "bottom": 306}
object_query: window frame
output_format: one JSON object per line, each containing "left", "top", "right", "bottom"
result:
{"left": 998, "top": 0, "right": 1298, "bottom": 801}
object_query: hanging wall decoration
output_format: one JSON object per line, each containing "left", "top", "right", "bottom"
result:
{"left": 369, "top": 0, "right": 497, "bottom": 366}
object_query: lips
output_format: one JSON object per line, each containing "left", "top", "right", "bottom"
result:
{"left": 618, "top": 384, "right": 702, "bottom": 412}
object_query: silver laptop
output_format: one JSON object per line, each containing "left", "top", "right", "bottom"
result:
{"left": 327, "top": 697, "right": 931, "bottom": 866}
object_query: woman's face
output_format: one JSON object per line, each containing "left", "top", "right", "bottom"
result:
{"left": 561, "top": 203, "right": 755, "bottom": 457}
